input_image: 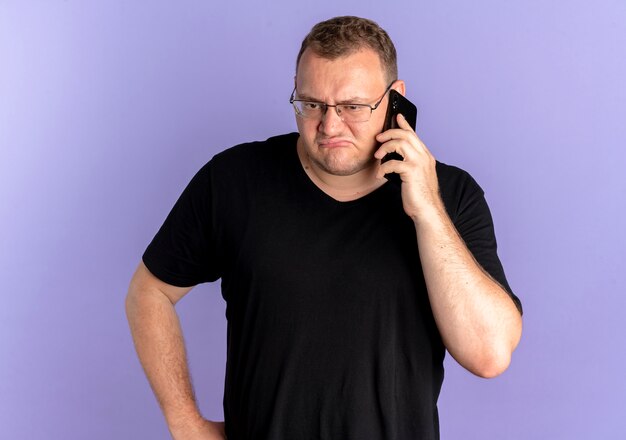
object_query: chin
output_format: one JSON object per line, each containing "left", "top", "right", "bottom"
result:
{"left": 314, "top": 154, "right": 375, "bottom": 176}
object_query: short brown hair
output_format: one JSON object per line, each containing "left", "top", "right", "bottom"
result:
{"left": 296, "top": 16, "right": 398, "bottom": 83}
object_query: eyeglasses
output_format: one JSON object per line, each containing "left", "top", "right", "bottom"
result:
{"left": 289, "top": 82, "right": 395, "bottom": 123}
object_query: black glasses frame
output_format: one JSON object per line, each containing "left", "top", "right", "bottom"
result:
{"left": 289, "top": 82, "right": 395, "bottom": 121}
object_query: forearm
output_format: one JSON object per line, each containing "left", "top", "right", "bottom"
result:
{"left": 125, "top": 287, "right": 202, "bottom": 432}
{"left": 374, "top": 113, "right": 521, "bottom": 377}
{"left": 414, "top": 200, "right": 522, "bottom": 378}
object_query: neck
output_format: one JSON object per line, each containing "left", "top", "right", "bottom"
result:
{"left": 296, "top": 138, "right": 385, "bottom": 202}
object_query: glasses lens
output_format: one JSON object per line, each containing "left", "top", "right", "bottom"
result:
{"left": 294, "top": 101, "right": 323, "bottom": 118}
{"left": 293, "top": 102, "right": 372, "bottom": 122}
{"left": 337, "top": 105, "right": 372, "bottom": 123}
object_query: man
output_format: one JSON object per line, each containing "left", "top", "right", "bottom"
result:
{"left": 126, "top": 16, "right": 522, "bottom": 440}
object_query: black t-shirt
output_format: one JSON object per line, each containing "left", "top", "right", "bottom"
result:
{"left": 143, "top": 132, "right": 521, "bottom": 440}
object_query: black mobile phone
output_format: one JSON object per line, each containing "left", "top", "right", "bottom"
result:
{"left": 380, "top": 89, "right": 418, "bottom": 184}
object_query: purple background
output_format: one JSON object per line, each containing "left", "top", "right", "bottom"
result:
{"left": 1, "top": 1, "right": 625, "bottom": 438}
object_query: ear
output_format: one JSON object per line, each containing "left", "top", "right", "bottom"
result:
{"left": 393, "top": 80, "right": 406, "bottom": 96}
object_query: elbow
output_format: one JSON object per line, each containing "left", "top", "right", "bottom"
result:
{"left": 472, "top": 351, "right": 512, "bottom": 378}
{"left": 473, "top": 315, "right": 523, "bottom": 378}
{"left": 468, "top": 332, "right": 520, "bottom": 378}
{"left": 452, "top": 345, "right": 514, "bottom": 379}
{"left": 125, "top": 286, "right": 145, "bottom": 318}
{"left": 125, "top": 288, "right": 144, "bottom": 329}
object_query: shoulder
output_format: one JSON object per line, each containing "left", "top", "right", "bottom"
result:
{"left": 436, "top": 161, "right": 482, "bottom": 194}
{"left": 190, "top": 132, "right": 299, "bottom": 194}
{"left": 436, "top": 161, "right": 485, "bottom": 221}
{"left": 210, "top": 132, "right": 298, "bottom": 169}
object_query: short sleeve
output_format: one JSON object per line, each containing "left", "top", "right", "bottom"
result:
{"left": 142, "top": 161, "right": 220, "bottom": 287}
{"left": 439, "top": 164, "right": 523, "bottom": 314}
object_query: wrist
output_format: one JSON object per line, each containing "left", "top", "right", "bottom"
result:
{"left": 409, "top": 194, "right": 447, "bottom": 229}
{"left": 170, "top": 417, "right": 226, "bottom": 440}
{"left": 165, "top": 404, "right": 204, "bottom": 433}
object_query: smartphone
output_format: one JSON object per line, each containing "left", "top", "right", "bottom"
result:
{"left": 380, "top": 89, "right": 418, "bottom": 185}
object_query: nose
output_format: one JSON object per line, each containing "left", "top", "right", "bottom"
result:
{"left": 318, "top": 105, "right": 344, "bottom": 135}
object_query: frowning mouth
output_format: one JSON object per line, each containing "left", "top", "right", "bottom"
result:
{"left": 317, "top": 138, "right": 353, "bottom": 148}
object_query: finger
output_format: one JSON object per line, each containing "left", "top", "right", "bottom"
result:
{"left": 373, "top": 138, "right": 408, "bottom": 160}
{"left": 376, "top": 158, "right": 410, "bottom": 179}
{"left": 393, "top": 114, "right": 429, "bottom": 148}
{"left": 395, "top": 113, "right": 414, "bottom": 132}
{"left": 380, "top": 126, "right": 431, "bottom": 160}
{"left": 375, "top": 127, "right": 409, "bottom": 144}
{"left": 374, "top": 133, "right": 425, "bottom": 162}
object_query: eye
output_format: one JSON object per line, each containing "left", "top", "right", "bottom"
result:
{"left": 342, "top": 104, "right": 367, "bottom": 113}
{"left": 303, "top": 102, "right": 323, "bottom": 111}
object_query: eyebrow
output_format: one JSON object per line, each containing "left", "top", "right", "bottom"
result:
{"left": 295, "top": 93, "right": 371, "bottom": 104}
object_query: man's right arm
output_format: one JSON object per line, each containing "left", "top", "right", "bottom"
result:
{"left": 125, "top": 262, "right": 226, "bottom": 440}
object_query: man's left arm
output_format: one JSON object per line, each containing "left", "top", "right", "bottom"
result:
{"left": 375, "top": 114, "right": 522, "bottom": 378}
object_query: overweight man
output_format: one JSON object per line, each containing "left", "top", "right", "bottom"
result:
{"left": 126, "top": 15, "right": 523, "bottom": 440}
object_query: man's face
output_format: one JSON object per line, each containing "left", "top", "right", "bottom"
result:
{"left": 294, "top": 48, "right": 391, "bottom": 177}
